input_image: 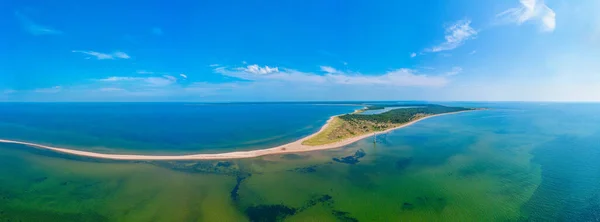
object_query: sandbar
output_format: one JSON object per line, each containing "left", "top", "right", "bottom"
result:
{"left": 0, "top": 110, "right": 477, "bottom": 160}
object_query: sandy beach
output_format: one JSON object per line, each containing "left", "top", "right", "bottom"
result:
{"left": 0, "top": 110, "right": 476, "bottom": 160}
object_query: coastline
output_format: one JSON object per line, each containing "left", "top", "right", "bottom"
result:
{"left": 0, "top": 110, "right": 477, "bottom": 161}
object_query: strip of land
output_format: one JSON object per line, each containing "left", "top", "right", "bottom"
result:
{"left": 0, "top": 106, "right": 479, "bottom": 161}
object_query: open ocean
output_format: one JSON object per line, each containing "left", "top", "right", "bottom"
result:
{"left": 0, "top": 102, "right": 599, "bottom": 221}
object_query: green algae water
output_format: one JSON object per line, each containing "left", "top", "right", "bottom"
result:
{"left": 1, "top": 102, "right": 599, "bottom": 221}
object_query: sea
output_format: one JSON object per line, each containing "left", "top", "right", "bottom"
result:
{"left": 0, "top": 102, "right": 599, "bottom": 221}
{"left": 0, "top": 103, "right": 359, "bottom": 154}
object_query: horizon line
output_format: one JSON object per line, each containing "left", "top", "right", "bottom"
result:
{"left": 1, "top": 100, "right": 600, "bottom": 104}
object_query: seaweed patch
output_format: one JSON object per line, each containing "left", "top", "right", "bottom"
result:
{"left": 299, "top": 194, "right": 334, "bottom": 211}
{"left": 332, "top": 149, "right": 366, "bottom": 165}
{"left": 245, "top": 204, "right": 297, "bottom": 222}
{"left": 395, "top": 157, "right": 413, "bottom": 170}
{"left": 280, "top": 154, "right": 309, "bottom": 160}
{"left": 288, "top": 165, "right": 317, "bottom": 173}
{"left": 216, "top": 161, "right": 233, "bottom": 167}
{"left": 230, "top": 173, "right": 251, "bottom": 202}
{"left": 332, "top": 210, "right": 359, "bottom": 222}
{"left": 402, "top": 202, "right": 415, "bottom": 210}
{"left": 150, "top": 160, "right": 239, "bottom": 175}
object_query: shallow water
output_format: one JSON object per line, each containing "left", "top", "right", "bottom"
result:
{"left": 358, "top": 106, "right": 422, "bottom": 115}
{"left": 0, "top": 102, "right": 599, "bottom": 221}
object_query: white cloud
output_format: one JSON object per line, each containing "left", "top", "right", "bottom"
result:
{"left": 15, "top": 11, "right": 62, "bottom": 35}
{"left": 112, "top": 52, "right": 130, "bottom": 59}
{"left": 496, "top": 0, "right": 556, "bottom": 32}
{"left": 180, "top": 74, "right": 188, "bottom": 79}
{"left": 320, "top": 66, "right": 339, "bottom": 74}
{"left": 99, "top": 77, "right": 141, "bottom": 82}
{"left": 326, "top": 69, "right": 448, "bottom": 87}
{"left": 216, "top": 65, "right": 452, "bottom": 87}
{"left": 469, "top": 50, "right": 477, "bottom": 55}
{"left": 98, "top": 75, "right": 176, "bottom": 87}
{"left": 209, "top": 64, "right": 220, "bottom": 67}
{"left": 35, "top": 64, "right": 457, "bottom": 101}
{"left": 217, "top": 67, "right": 325, "bottom": 83}
{"left": 146, "top": 76, "right": 176, "bottom": 86}
{"left": 34, "top": 86, "right": 62, "bottom": 93}
{"left": 72, "top": 50, "right": 130, "bottom": 60}
{"left": 163, "top": 75, "right": 177, "bottom": 81}
{"left": 427, "top": 19, "right": 478, "bottom": 52}
{"left": 239, "top": 64, "right": 279, "bottom": 74}
{"left": 152, "top": 27, "right": 163, "bottom": 35}
{"left": 343, "top": 61, "right": 348, "bottom": 66}
{"left": 445, "top": 67, "right": 463, "bottom": 76}
{"left": 410, "top": 53, "right": 417, "bottom": 58}
{"left": 242, "top": 61, "right": 247, "bottom": 64}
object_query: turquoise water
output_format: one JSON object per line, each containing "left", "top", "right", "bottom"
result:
{"left": 0, "top": 103, "right": 358, "bottom": 154}
{"left": 0, "top": 102, "right": 599, "bottom": 221}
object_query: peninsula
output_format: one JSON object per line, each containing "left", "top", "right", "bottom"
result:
{"left": 0, "top": 104, "right": 479, "bottom": 160}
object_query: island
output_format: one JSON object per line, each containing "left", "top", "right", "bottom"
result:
{"left": 0, "top": 104, "right": 481, "bottom": 160}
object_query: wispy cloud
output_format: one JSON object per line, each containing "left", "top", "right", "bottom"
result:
{"left": 112, "top": 52, "right": 130, "bottom": 59}
{"left": 99, "top": 77, "right": 141, "bottom": 82}
{"left": 320, "top": 66, "right": 339, "bottom": 74}
{"left": 426, "top": 19, "right": 478, "bottom": 52}
{"left": 148, "top": 76, "right": 177, "bottom": 86}
{"left": 97, "top": 75, "right": 177, "bottom": 87}
{"left": 152, "top": 27, "right": 163, "bottom": 35}
{"left": 410, "top": 53, "right": 417, "bottom": 58}
{"left": 209, "top": 64, "right": 221, "bottom": 67}
{"left": 327, "top": 69, "right": 448, "bottom": 87}
{"left": 469, "top": 50, "right": 477, "bottom": 55}
{"left": 216, "top": 66, "right": 324, "bottom": 83}
{"left": 99, "top": 87, "right": 125, "bottom": 92}
{"left": 216, "top": 64, "right": 452, "bottom": 87}
{"left": 72, "top": 50, "right": 130, "bottom": 60}
{"left": 3, "top": 89, "right": 16, "bottom": 94}
{"left": 136, "top": 70, "right": 154, "bottom": 74}
{"left": 179, "top": 74, "right": 188, "bottom": 79}
{"left": 15, "top": 11, "right": 62, "bottom": 35}
{"left": 238, "top": 64, "right": 279, "bottom": 74}
{"left": 34, "top": 86, "right": 62, "bottom": 93}
{"left": 445, "top": 67, "right": 463, "bottom": 76}
{"left": 496, "top": 0, "right": 556, "bottom": 32}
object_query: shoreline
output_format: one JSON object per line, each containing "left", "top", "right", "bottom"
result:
{"left": 0, "top": 110, "right": 477, "bottom": 161}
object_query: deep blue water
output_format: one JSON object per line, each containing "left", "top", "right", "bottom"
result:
{"left": 0, "top": 103, "right": 358, "bottom": 154}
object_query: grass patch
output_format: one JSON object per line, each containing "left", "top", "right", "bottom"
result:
{"left": 302, "top": 117, "right": 347, "bottom": 146}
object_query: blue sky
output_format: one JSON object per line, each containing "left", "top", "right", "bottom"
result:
{"left": 1, "top": 0, "right": 599, "bottom": 101}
